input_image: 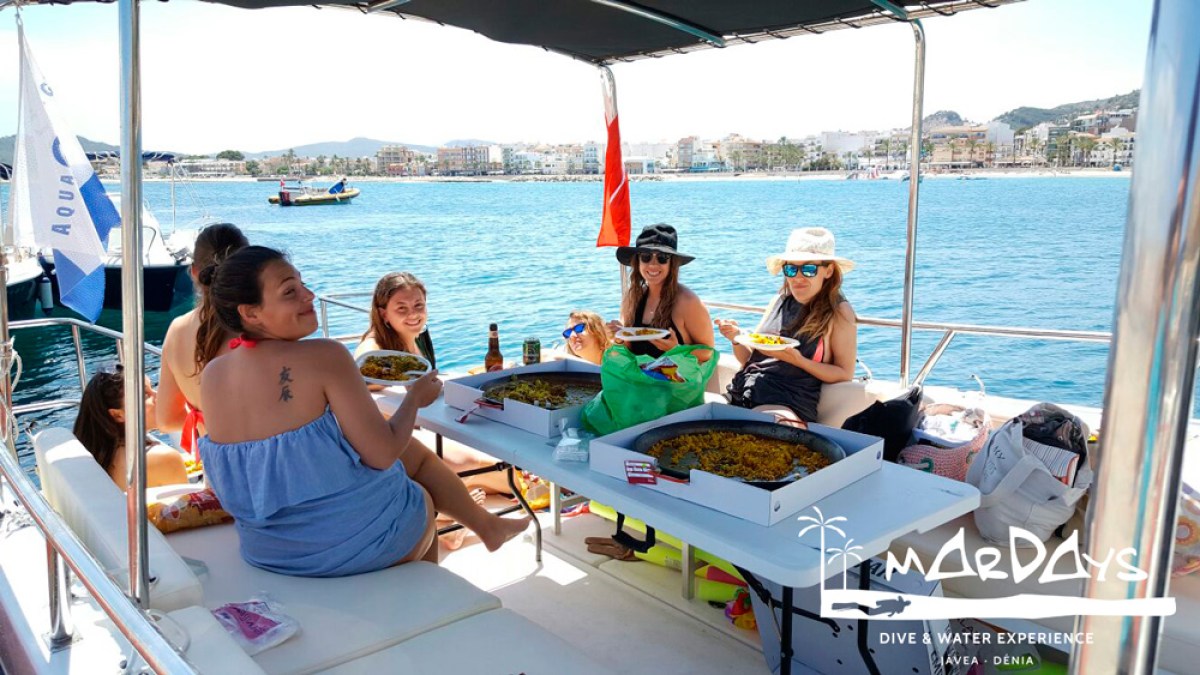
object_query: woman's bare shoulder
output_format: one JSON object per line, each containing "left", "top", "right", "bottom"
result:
{"left": 354, "top": 334, "right": 380, "bottom": 358}
{"left": 835, "top": 300, "right": 857, "bottom": 323}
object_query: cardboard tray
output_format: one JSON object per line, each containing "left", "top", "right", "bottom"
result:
{"left": 443, "top": 360, "right": 602, "bottom": 437}
{"left": 589, "top": 402, "right": 883, "bottom": 526}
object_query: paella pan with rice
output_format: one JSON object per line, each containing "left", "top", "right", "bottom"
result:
{"left": 633, "top": 420, "right": 845, "bottom": 489}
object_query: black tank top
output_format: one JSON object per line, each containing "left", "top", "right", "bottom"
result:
{"left": 726, "top": 295, "right": 831, "bottom": 422}
{"left": 626, "top": 293, "right": 682, "bottom": 358}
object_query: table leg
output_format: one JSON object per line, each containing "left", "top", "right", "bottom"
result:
{"left": 507, "top": 466, "right": 542, "bottom": 563}
{"left": 780, "top": 586, "right": 793, "bottom": 675}
{"left": 436, "top": 433, "right": 444, "bottom": 459}
{"left": 550, "top": 481, "right": 562, "bottom": 536}
{"left": 857, "top": 560, "right": 881, "bottom": 675}
{"left": 681, "top": 542, "right": 695, "bottom": 600}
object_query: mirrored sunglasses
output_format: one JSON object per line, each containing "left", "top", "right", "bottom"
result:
{"left": 638, "top": 251, "right": 673, "bottom": 265}
{"left": 562, "top": 323, "right": 587, "bottom": 339}
{"left": 782, "top": 263, "right": 825, "bottom": 278}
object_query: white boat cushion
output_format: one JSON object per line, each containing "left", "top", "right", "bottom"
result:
{"left": 167, "top": 523, "right": 501, "bottom": 675}
{"left": 320, "top": 609, "right": 612, "bottom": 675}
{"left": 707, "top": 354, "right": 899, "bottom": 427}
{"left": 32, "top": 427, "right": 203, "bottom": 612}
{"left": 164, "top": 606, "right": 268, "bottom": 675}
{"left": 889, "top": 516, "right": 1200, "bottom": 674}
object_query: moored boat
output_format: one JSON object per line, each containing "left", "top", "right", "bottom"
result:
{"left": 268, "top": 180, "right": 360, "bottom": 206}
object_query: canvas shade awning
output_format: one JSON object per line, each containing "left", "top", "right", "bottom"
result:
{"left": 25, "top": 0, "right": 1023, "bottom": 64}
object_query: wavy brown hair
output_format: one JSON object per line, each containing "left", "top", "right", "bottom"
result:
{"left": 620, "top": 258, "right": 680, "bottom": 330}
{"left": 783, "top": 264, "right": 851, "bottom": 342}
{"left": 192, "top": 223, "right": 249, "bottom": 372}
{"left": 566, "top": 310, "right": 611, "bottom": 356}
{"left": 72, "top": 367, "right": 151, "bottom": 472}
{"left": 362, "top": 272, "right": 427, "bottom": 352}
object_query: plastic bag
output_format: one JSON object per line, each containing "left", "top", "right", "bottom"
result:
{"left": 211, "top": 596, "right": 300, "bottom": 655}
{"left": 553, "top": 425, "right": 593, "bottom": 463}
{"left": 580, "top": 344, "right": 718, "bottom": 436}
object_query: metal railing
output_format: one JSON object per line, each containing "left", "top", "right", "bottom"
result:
{"left": 316, "top": 294, "right": 1116, "bottom": 389}
{"left": 705, "top": 300, "right": 1113, "bottom": 387}
{"left": 0, "top": 316, "right": 195, "bottom": 673}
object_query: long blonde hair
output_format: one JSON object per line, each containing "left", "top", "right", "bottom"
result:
{"left": 784, "top": 264, "right": 849, "bottom": 342}
{"left": 566, "top": 310, "right": 611, "bottom": 356}
{"left": 362, "top": 272, "right": 427, "bottom": 352}
{"left": 621, "top": 258, "right": 680, "bottom": 329}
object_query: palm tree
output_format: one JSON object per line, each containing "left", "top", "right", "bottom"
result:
{"left": 826, "top": 538, "right": 865, "bottom": 590}
{"left": 965, "top": 138, "right": 978, "bottom": 168}
{"left": 797, "top": 506, "right": 848, "bottom": 583}
{"left": 984, "top": 142, "right": 996, "bottom": 168}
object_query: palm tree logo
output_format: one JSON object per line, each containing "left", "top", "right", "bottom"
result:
{"left": 797, "top": 506, "right": 847, "bottom": 583}
{"left": 826, "top": 538, "right": 865, "bottom": 590}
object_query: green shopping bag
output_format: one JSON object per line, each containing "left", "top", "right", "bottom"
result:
{"left": 580, "top": 344, "right": 718, "bottom": 436}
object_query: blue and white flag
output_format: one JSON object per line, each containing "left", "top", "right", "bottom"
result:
{"left": 10, "top": 22, "right": 117, "bottom": 321}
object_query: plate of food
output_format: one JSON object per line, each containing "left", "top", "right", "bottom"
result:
{"left": 734, "top": 332, "right": 800, "bottom": 352}
{"left": 616, "top": 326, "right": 670, "bottom": 342}
{"left": 356, "top": 350, "right": 432, "bottom": 387}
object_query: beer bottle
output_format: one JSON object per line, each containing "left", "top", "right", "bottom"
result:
{"left": 485, "top": 323, "right": 504, "bottom": 372}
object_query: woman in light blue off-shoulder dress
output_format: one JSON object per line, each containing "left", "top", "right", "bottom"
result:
{"left": 196, "top": 246, "right": 530, "bottom": 577}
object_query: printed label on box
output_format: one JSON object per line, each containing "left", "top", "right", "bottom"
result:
{"left": 624, "top": 460, "right": 657, "bottom": 485}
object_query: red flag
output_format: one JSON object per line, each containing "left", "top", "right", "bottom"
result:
{"left": 597, "top": 83, "right": 631, "bottom": 248}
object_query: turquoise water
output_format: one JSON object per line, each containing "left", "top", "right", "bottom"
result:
{"left": 6, "top": 176, "right": 1130, "bottom": 474}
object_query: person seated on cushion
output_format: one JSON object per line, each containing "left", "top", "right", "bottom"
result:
{"left": 562, "top": 310, "right": 611, "bottom": 365}
{"left": 715, "top": 227, "right": 858, "bottom": 426}
{"left": 74, "top": 367, "right": 188, "bottom": 491}
{"left": 606, "top": 224, "right": 714, "bottom": 360}
{"left": 355, "top": 271, "right": 509, "bottom": 501}
{"left": 199, "top": 247, "right": 529, "bottom": 576}
{"left": 156, "top": 223, "right": 250, "bottom": 453}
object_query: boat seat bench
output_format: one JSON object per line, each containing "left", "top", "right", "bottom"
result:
{"left": 33, "top": 427, "right": 606, "bottom": 674}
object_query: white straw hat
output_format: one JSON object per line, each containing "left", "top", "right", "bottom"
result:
{"left": 766, "top": 227, "right": 856, "bottom": 275}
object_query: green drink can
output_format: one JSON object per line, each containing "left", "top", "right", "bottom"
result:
{"left": 523, "top": 337, "right": 541, "bottom": 365}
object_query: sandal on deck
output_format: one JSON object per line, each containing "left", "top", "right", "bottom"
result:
{"left": 585, "top": 536, "right": 637, "bottom": 561}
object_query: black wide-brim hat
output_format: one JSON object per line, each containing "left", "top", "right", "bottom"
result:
{"left": 615, "top": 224, "right": 696, "bottom": 267}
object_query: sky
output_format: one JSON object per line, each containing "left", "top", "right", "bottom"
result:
{"left": 0, "top": 0, "right": 1152, "bottom": 155}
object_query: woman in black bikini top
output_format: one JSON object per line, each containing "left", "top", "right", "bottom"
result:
{"left": 607, "top": 224, "right": 714, "bottom": 360}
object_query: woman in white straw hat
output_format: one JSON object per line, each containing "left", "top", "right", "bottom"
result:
{"left": 715, "top": 227, "right": 858, "bottom": 425}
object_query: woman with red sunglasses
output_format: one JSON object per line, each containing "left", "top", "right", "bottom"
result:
{"left": 608, "top": 224, "right": 714, "bottom": 360}
{"left": 716, "top": 227, "right": 858, "bottom": 425}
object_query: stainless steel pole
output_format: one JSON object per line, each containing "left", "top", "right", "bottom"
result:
{"left": 1072, "top": 1, "right": 1200, "bottom": 672}
{"left": 900, "top": 20, "right": 925, "bottom": 388}
{"left": 118, "top": 0, "right": 151, "bottom": 611}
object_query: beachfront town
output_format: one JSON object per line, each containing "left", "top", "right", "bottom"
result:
{"left": 90, "top": 104, "right": 1138, "bottom": 180}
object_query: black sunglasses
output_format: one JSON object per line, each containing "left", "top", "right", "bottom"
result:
{"left": 782, "top": 263, "right": 826, "bottom": 278}
{"left": 638, "top": 251, "right": 673, "bottom": 265}
{"left": 562, "top": 323, "right": 586, "bottom": 339}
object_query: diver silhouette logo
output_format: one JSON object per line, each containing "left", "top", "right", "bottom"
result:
{"left": 801, "top": 507, "right": 1177, "bottom": 621}
{"left": 832, "top": 596, "right": 911, "bottom": 617}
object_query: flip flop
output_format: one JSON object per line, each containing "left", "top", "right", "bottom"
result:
{"left": 585, "top": 537, "right": 637, "bottom": 561}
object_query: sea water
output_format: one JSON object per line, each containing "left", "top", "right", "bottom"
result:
{"left": 3, "top": 176, "right": 1130, "bottom": 475}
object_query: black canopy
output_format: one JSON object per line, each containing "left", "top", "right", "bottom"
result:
{"left": 34, "top": 0, "right": 1020, "bottom": 64}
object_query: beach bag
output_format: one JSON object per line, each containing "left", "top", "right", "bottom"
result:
{"left": 897, "top": 404, "right": 991, "bottom": 482}
{"left": 841, "top": 386, "right": 922, "bottom": 462}
{"left": 966, "top": 408, "right": 1090, "bottom": 546}
{"left": 580, "top": 344, "right": 718, "bottom": 436}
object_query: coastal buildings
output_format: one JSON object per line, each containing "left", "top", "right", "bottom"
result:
{"left": 150, "top": 101, "right": 1137, "bottom": 178}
